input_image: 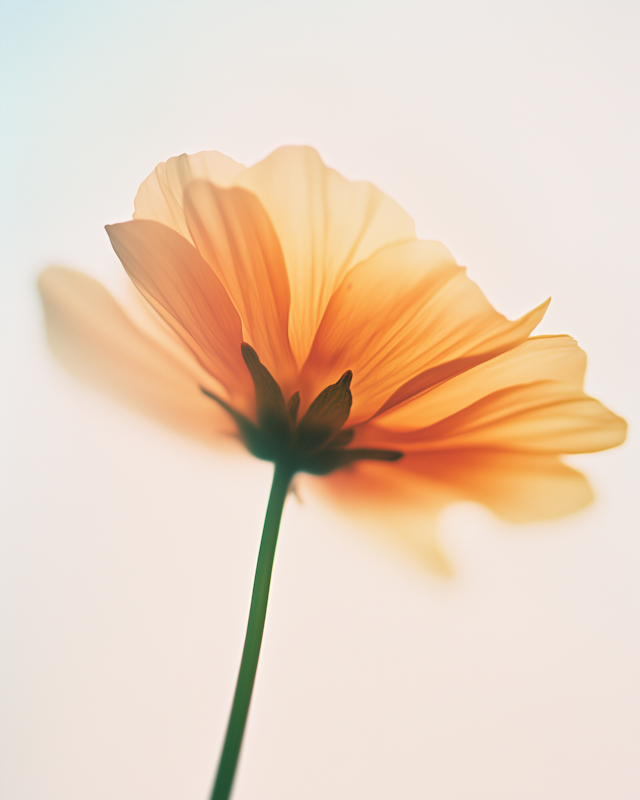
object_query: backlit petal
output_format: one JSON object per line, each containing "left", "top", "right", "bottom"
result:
{"left": 395, "top": 450, "right": 594, "bottom": 522}
{"left": 38, "top": 267, "right": 234, "bottom": 443}
{"left": 234, "top": 146, "right": 416, "bottom": 365}
{"left": 301, "top": 239, "right": 548, "bottom": 422}
{"left": 377, "top": 335, "right": 587, "bottom": 430}
{"left": 133, "top": 150, "right": 246, "bottom": 241}
{"left": 303, "top": 462, "right": 453, "bottom": 575}
{"left": 106, "top": 220, "right": 252, "bottom": 407}
{"left": 183, "top": 181, "right": 296, "bottom": 390}
{"left": 358, "top": 381, "right": 627, "bottom": 454}
{"left": 304, "top": 448, "right": 593, "bottom": 572}
{"left": 313, "top": 449, "right": 592, "bottom": 523}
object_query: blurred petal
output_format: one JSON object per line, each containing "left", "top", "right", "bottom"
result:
{"left": 359, "top": 381, "right": 627, "bottom": 454}
{"left": 304, "top": 446, "right": 593, "bottom": 572}
{"left": 183, "top": 181, "right": 296, "bottom": 390}
{"left": 235, "top": 146, "right": 416, "bottom": 365}
{"left": 106, "top": 220, "right": 252, "bottom": 405}
{"left": 377, "top": 335, "right": 587, "bottom": 430}
{"left": 133, "top": 150, "right": 246, "bottom": 241}
{"left": 38, "top": 267, "right": 235, "bottom": 443}
{"left": 313, "top": 448, "right": 592, "bottom": 525}
{"left": 301, "top": 239, "right": 548, "bottom": 421}
{"left": 397, "top": 450, "right": 594, "bottom": 522}
{"left": 301, "top": 464, "right": 454, "bottom": 576}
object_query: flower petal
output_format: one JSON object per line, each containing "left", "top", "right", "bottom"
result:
{"left": 133, "top": 150, "right": 246, "bottom": 241}
{"left": 302, "top": 462, "right": 453, "bottom": 575}
{"left": 304, "top": 448, "right": 593, "bottom": 572}
{"left": 105, "top": 220, "right": 251, "bottom": 405}
{"left": 182, "top": 180, "right": 296, "bottom": 390}
{"left": 234, "top": 146, "right": 416, "bottom": 365}
{"left": 301, "top": 239, "right": 548, "bottom": 422}
{"left": 377, "top": 335, "right": 587, "bottom": 430}
{"left": 358, "top": 381, "right": 627, "bottom": 454}
{"left": 38, "top": 267, "right": 234, "bottom": 442}
{"left": 395, "top": 450, "right": 594, "bottom": 522}
{"left": 314, "top": 448, "right": 592, "bottom": 523}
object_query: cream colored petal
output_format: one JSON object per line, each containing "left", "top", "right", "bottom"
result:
{"left": 38, "top": 267, "right": 236, "bottom": 443}
{"left": 300, "top": 239, "right": 548, "bottom": 422}
{"left": 183, "top": 181, "right": 296, "bottom": 392}
{"left": 358, "top": 381, "right": 627, "bottom": 454}
{"left": 234, "top": 146, "right": 416, "bottom": 365}
{"left": 106, "top": 220, "right": 252, "bottom": 407}
{"left": 133, "top": 150, "right": 246, "bottom": 240}
{"left": 377, "top": 335, "right": 587, "bottom": 430}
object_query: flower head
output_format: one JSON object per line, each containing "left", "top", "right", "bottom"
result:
{"left": 39, "top": 146, "right": 626, "bottom": 568}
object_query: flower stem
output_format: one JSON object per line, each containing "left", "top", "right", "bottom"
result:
{"left": 210, "top": 462, "right": 293, "bottom": 800}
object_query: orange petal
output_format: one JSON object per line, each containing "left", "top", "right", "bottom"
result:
{"left": 106, "top": 220, "right": 251, "bottom": 404}
{"left": 302, "top": 462, "right": 454, "bottom": 575}
{"left": 182, "top": 181, "right": 296, "bottom": 391}
{"left": 133, "top": 150, "right": 246, "bottom": 241}
{"left": 358, "top": 381, "right": 627, "bottom": 454}
{"left": 234, "top": 146, "right": 416, "bottom": 366}
{"left": 38, "top": 267, "right": 235, "bottom": 443}
{"left": 301, "top": 239, "right": 548, "bottom": 422}
{"left": 303, "top": 448, "right": 593, "bottom": 571}
{"left": 315, "top": 448, "right": 592, "bottom": 523}
{"left": 395, "top": 449, "right": 594, "bottom": 522}
{"left": 377, "top": 335, "right": 587, "bottom": 430}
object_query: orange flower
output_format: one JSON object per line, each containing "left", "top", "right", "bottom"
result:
{"left": 39, "top": 146, "right": 628, "bottom": 799}
{"left": 39, "top": 146, "right": 626, "bottom": 564}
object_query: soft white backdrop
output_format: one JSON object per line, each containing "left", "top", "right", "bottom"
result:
{"left": 1, "top": 1, "right": 638, "bottom": 798}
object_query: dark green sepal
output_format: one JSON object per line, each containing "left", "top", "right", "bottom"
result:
{"left": 287, "top": 391, "right": 300, "bottom": 425}
{"left": 202, "top": 347, "right": 403, "bottom": 477}
{"left": 295, "top": 370, "right": 353, "bottom": 453}
{"left": 199, "top": 387, "right": 279, "bottom": 461}
{"left": 199, "top": 387, "right": 257, "bottom": 441}
{"left": 300, "top": 447, "right": 403, "bottom": 476}
{"left": 329, "top": 427, "right": 355, "bottom": 448}
{"left": 240, "top": 343, "right": 291, "bottom": 443}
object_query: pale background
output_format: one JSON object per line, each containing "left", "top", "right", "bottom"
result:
{"left": 1, "top": 1, "right": 639, "bottom": 798}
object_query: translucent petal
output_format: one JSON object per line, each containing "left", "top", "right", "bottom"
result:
{"left": 303, "top": 464, "right": 453, "bottom": 575}
{"left": 38, "top": 267, "right": 234, "bottom": 442}
{"left": 303, "top": 448, "right": 592, "bottom": 573}
{"left": 398, "top": 450, "right": 594, "bottom": 522}
{"left": 358, "top": 381, "right": 627, "bottom": 454}
{"left": 301, "top": 239, "right": 548, "bottom": 422}
{"left": 106, "top": 220, "right": 251, "bottom": 404}
{"left": 133, "top": 150, "right": 246, "bottom": 241}
{"left": 377, "top": 335, "right": 587, "bottom": 430}
{"left": 312, "top": 448, "right": 593, "bottom": 524}
{"left": 183, "top": 181, "right": 296, "bottom": 390}
{"left": 234, "top": 146, "right": 416, "bottom": 365}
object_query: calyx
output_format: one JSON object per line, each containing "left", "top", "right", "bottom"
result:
{"left": 202, "top": 343, "right": 403, "bottom": 475}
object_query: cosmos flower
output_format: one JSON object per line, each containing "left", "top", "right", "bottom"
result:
{"left": 39, "top": 146, "right": 626, "bottom": 568}
{"left": 39, "top": 146, "right": 627, "bottom": 798}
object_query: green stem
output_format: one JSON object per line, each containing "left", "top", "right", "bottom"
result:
{"left": 210, "top": 463, "right": 293, "bottom": 800}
